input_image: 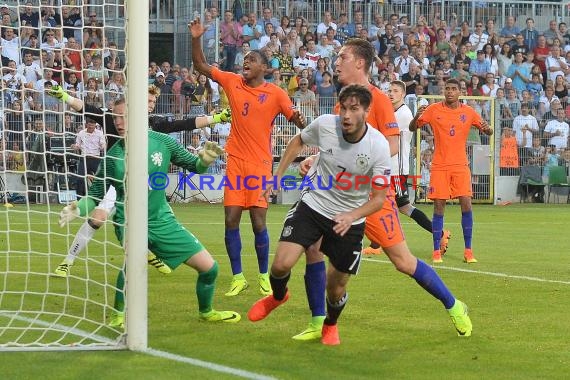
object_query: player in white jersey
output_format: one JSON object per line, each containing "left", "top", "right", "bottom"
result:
{"left": 247, "top": 85, "right": 392, "bottom": 345}
{"left": 362, "top": 80, "right": 451, "bottom": 255}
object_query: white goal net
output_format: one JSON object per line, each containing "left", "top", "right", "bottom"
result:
{"left": 0, "top": 0, "right": 146, "bottom": 351}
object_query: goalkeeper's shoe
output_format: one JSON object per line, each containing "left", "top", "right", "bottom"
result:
{"left": 212, "top": 108, "right": 231, "bottom": 124}
{"left": 292, "top": 317, "right": 325, "bottom": 341}
{"left": 53, "top": 260, "right": 73, "bottom": 278}
{"left": 225, "top": 273, "right": 249, "bottom": 297}
{"left": 147, "top": 252, "right": 172, "bottom": 274}
{"left": 247, "top": 292, "right": 290, "bottom": 322}
{"left": 440, "top": 230, "right": 451, "bottom": 255}
{"left": 199, "top": 310, "right": 241, "bottom": 323}
{"left": 258, "top": 273, "right": 272, "bottom": 296}
{"left": 448, "top": 300, "right": 472, "bottom": 337}
{"left": 321, "top": 324, "right": 340, "bottom": 346}
{"left": 108, "top": 311, "right": 125, "bottom": 329}
{"left": 464, "top": 248, "right": 478, "bottom": 263}
{"left": 362, "top": 246, "right": 383, "bottom": 255}
{"left": 432, "top": 250, "right": 443, "bottom": 263}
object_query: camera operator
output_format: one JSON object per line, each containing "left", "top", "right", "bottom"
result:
{"left": 72, "top": 117, "right": 105, "bottom": 196}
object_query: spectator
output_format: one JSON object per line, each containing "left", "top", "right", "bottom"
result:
{"left": 316, "top": 11, "right": 336, "bottom": 39}
{"left": 512, "top": 33, "right": 529, "bottom": 56}
{"left": 454, "top": 43, "right": 472, "bottom": 67}
{"left": 275, "top": 15, "right": 291, "bottom": 40}
{"left": 469, "top": 50, "right": 491, "bottom": 80}
{"left": 507, "top": 52, "right": 530, "bottom": 95}
{"left": 527, "top": 73, "right": 544, "bottom": 104}
{"left": 335, "top": 13, "right": 353, "bottom": 45}
{"left": 527, "top": 136, "right": 546, "bottom": 165}
{"left": 521, "top": 18, "right": 539, "bottom": 52}
{"left": 72, "top": 117, "right": 105, "bottom": 196}
{"left": 257, "top": 7, "right": 279, "bottom": 31}
{"left": 534, "top": 35, "right": 550, "bottom": 83}
{"left": 500, "top": 16, "right": 520, "bottom": 46}
{"left": 469, "top": 21, "right": 488, "bottom": 52}
{"left": 499, "top": 126, "right": 519, "bottom": 175}
{"left": 394, "top": 46, "right": 418, "bottom": 76}
{"left": 293, "top": 78, "right": 317, "bottom": 122}
{"left": 543, "top": 144, "right": 561, "bottom": 177}
{"left": 202, "top": 11, "right": 216, "bottom": 61}
{"left": 17, "top": 51, "right": 42, "bottom": 89}
{"left": 104, "top": 41, "right": 122, "bottom": 72}
{"left": 513, "top": 102, "right": 539, "bottom": 157}
{"left": 544, "top": 108, "right": 570, "bottom": 151}
{"left": 220, "top": 10, "right": 239, "bottom": 72}
{"left": 234, "top": 41, "right": 249, "bottom": 74}
{"left": 545, "top": 46, "right": 570, "bottom": 82}
{"left": 450, "top": 58, "right": 471, "bottom": 82}
{"left": 553, "top": 74, "right": 568, "bottom": 103}
{"left": 293, "top": 45, "right": 314, "bottom": 73}
{"left": 315, "top": 71, "right": 335, "bottom": 115}
{"left": 20, "top": 2, "right": 39, "bottom": 28}
{"left": 543, "top": 19, "right": 562, "bottom": 47}
{"left": 242, "top": 12, "right": 262, "bottom": 50}
{"left": 1, "top": 27, "right": 20, "bottom": 65}
{"left": 506, "top": 87, "right": 522, "bottom": 117}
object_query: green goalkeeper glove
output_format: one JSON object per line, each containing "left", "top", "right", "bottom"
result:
{"left": 198, "top": 141, "right": 224, "bottom": 166}
{"left": 212, "top": 108, "right": 231, "bottom": 124}
{"left": 48, "top": 85, "right": 70, "bottom": 103}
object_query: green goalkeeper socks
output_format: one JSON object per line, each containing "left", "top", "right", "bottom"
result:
{"left": 196, "top": 261, "right": 218, "bottom": 314}
{"left": 114, "top": 269, "right": 125, "bottom": 312}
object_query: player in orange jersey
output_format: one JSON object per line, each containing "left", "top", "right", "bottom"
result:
{"left": 292, "top": 39, "right": 473, "bottom": 342}
{"left": 189, "top": 17, "right": 306, "bottom": 297}
{"left": 410, "top": 78, "right": 493, "bottom": 264}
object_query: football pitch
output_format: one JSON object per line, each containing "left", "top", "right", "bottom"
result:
{"left": 1, "top": 203, "right": 569, "bottom": 379}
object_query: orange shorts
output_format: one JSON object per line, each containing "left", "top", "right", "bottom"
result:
{"left": 428, "top": 166, "right": 472, "bottom": 200}
{"left": 224, "top": 155, "right": 272, "bottom": 209}
{"left": 364, "top": 191, "right": 406, "bottom": 248}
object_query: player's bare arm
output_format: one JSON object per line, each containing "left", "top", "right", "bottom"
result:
{"left": 387, "top": 135, "right": 399, "bottom": 157}
{"left": 289, "top": 109, "right": 307, "bottom": 129}
{"left": 409, "top": 104, "right": 428, "bottom": 131}
{"left": 299, "top": 154, "right": 317, "bottom": 176}
{"left": 479, "top": 119, "right": 493, "bottom": 136}
{"left": 332, "top": 185, "right": 387, "bottom": 237}
{"left": 189, "top": 17, "right": 213, "bottom": 78}
{"left": 263, "top": 134, "right": 305, "bottom": 200}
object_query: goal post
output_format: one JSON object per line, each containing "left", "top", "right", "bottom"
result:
{"left": 125, "top": 0, "right": 149, "bottom": 351}
{"left": 0, "top": 0, "right": 148, "bottom": 351}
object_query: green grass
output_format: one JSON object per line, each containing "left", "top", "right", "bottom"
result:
{"left": 1, "top": 203, "right": 570, "bottom": 379}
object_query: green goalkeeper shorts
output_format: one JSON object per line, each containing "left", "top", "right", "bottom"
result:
{"left": 115, "top": 216, "right": 205, "bottom": 270}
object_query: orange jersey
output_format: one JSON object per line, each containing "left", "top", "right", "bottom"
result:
{"left": 416, "top": 102, "right": 483, "bottom": 169}
{"left": 212, "top": 68, "right": 296, "bottom": 165}
{"left": 334, "top": 84, "right": 399, "bottom": 137}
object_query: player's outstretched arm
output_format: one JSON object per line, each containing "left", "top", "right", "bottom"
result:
{"left": 409, "top": 104, "right": 428, "bottom": 132}
{"left": 151, "top": 108, "right": 231, "bottom": 134}
{"left": 48, "top": 85, "right": 84, "bottom": 112}
{"left": 189, "top": 17, "right": 213, "bottom": 78}
{"left": 479, "top": 120, "right": 494, "bottom": 136}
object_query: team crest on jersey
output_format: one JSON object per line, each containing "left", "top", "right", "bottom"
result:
{"left": 355, "top": 154, "right": 370, "bottom": 171}
{"left": 151, "top": 151, "right": 163, "bottom": 167}
{"left": 459, "top": 114, "right": 467, "bottom": 123}
{"left": 282, "top": 225, "right": 293, "bottom": 238}
{"left": 258, "top": 94, "right": 268, "bottom": 104}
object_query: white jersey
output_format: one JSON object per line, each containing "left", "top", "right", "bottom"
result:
{"left": 391, "top": 104, "right": 414, "bottom": 175}
{"left": 299, "top": 114, "right": 391, "bottom": 224}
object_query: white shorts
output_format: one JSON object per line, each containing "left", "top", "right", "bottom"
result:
{"left": 95, "top": 185, "right": 117, "bottom": 214}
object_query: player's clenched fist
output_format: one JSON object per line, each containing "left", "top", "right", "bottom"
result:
{"left": 59, "top": 202, "right": 79, "bottom": 227}
{"left": 198, "top": 141, "right": 224, "bottom": 166}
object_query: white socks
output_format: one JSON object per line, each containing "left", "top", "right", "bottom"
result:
{"left": 65, "top": 221, "right": 97, "bottom": 263}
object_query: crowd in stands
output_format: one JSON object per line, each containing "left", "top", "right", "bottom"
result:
{"left": 2, "top": 2, "right": 570, "bottom": 198}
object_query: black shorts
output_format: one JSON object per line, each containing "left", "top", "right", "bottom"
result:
{"left": 279, "top": 201, "right": 365, "bottom": 275}
{"left": 392, "top": 175, "right": 410, "bottom": 208}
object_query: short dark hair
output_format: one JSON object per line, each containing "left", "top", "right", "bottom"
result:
{"left": 445, "top": 78, "right": 461, "bottom": 87}
{"left": 338, "top": 84, "right": 372, "bottom": 109}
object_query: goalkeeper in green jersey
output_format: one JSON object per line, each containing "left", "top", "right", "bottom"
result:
{"left": 50, "top": 84, "right": 230, "bottom": 277}
{"left": 59, "top": 97, "right": 240, "bottom": 326}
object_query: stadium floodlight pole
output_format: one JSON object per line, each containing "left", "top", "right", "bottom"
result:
{"left": 125, "top": 0, "right": 149, "bottom": 351}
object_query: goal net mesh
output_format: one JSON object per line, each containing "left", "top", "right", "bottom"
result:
{"left": 0, "top": 0, "right": 128, "bottom": 350}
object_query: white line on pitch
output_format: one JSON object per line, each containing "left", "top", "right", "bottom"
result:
{"left": 145, "top": 348, "right": 276, "bottom": 380}
{"left": 362, "top": 257, "right": 570, "bottom": 285}
{"left": 0, "top": 312, "right": 275, "bottom": 379}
